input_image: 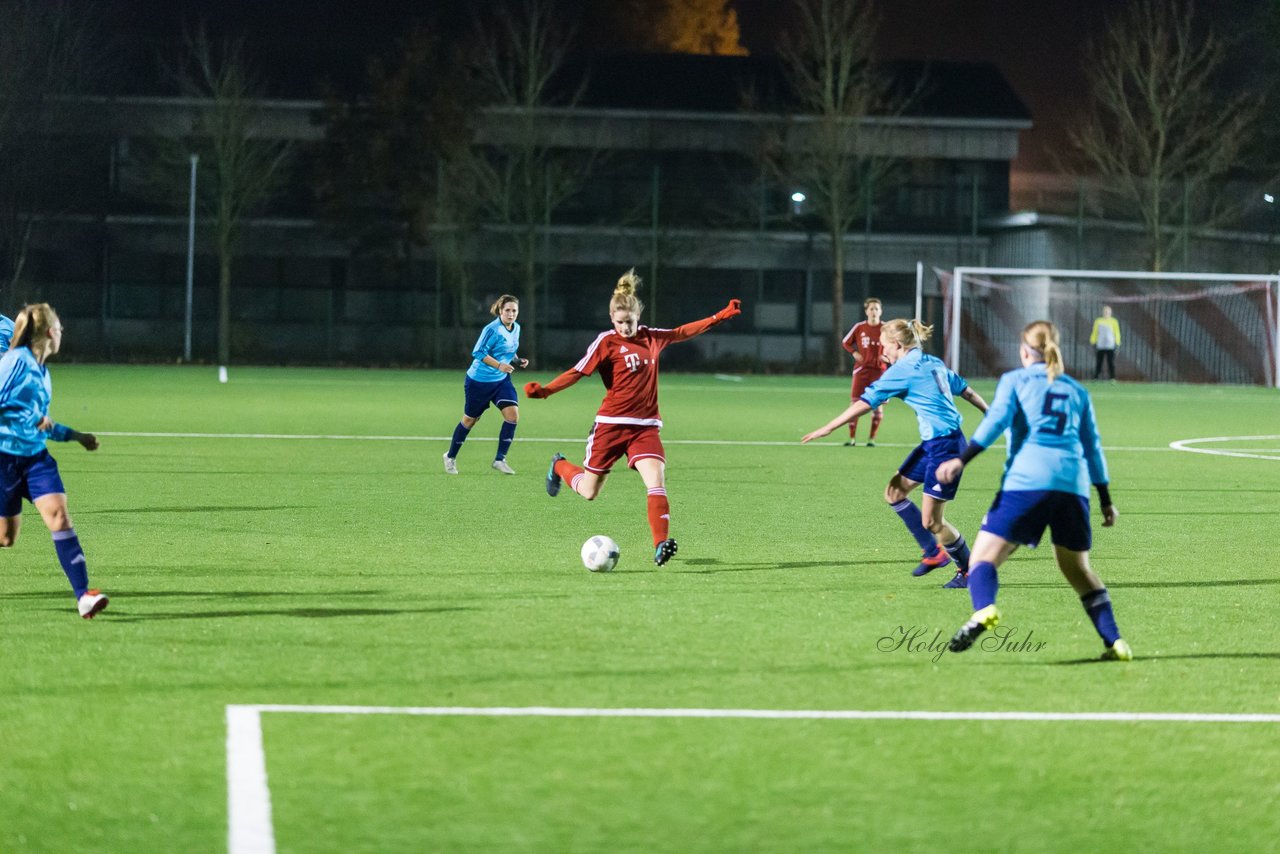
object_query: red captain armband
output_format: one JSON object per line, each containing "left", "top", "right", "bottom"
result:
{"left": 715, "top": 298, "right": 742, "bottom": 321}
{"left": 523, "top": 382, "right": 547, "bottom": 399}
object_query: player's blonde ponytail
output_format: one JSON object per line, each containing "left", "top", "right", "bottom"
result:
{"left": 610, "top": 268, "right": 645, "bottom": 316}
{"left": 881, "top": 318, "right": 932, "bottom": 349}
{"left": 11, "top": 303, "right": 59, "bottom": 357}
{"left": 1023, "top": 320, "right": 1064, "bottom": 382}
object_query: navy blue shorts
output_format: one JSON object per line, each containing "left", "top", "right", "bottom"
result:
{"left": 463, "top": 376, "right": 519, "bottom": 419}
{"left": 898, "top": 430, "right": 968, "bottom": 502}
{"left": 0, "top": 449, "right": 66, "bottom": 517}
{"left": 980, "top": 489, "right": 1092, "bottom": 551}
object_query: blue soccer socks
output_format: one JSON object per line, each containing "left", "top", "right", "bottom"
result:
{"left": 891, "top": 498, "right": 937, "bottom": 552}
{"left": 1081, "top": 588, "right": 1121, "bottom": 647}
{"left": 52, "top": 528, "right": 89, "bottom": 598}
{"left": 967, "top": 561, "right": 998, "bottom": 610}
{"left": 943, "top": 533, "right": 971, "bottom": 572}
{"left": 447, "top": 422, "right": 471, "bottom": 459}
{"left": 495, "top": 420, "right": 517, "bottom": 461}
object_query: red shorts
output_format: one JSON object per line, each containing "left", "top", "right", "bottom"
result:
{"left": 852, "top": 369, "right": 884, "bottom": 401}
{"left": 583, "top": 423, "right": 666, "bottom": 474}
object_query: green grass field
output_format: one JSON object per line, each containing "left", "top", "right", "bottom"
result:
{"left": 3, "top": 365, "right": 1279, "bottom": 851}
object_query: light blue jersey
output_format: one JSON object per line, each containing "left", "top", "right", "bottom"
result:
{"left": 466, "top": 318, "right": 521, "bottom": 382}
{"left": 0, "top": 346, "right": 73, "bottom": 456}
{"left": 0, "top": 315, "right": 13, "bottom": 354}
{"left": 860, "top": 348, "right": 968, "bottom": 440}
{"left": 970, "top": 363, "right": 1108, "bottom": 497}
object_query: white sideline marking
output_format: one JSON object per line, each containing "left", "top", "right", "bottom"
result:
{"left": 1168, "top": 435, "right": 1280, "bottom": 462}
{"left": 99, "top": 430, "right": 1172, "bottom": 452}
{"left": 225, "top": 703, "right": 1280, "bottom": 854}
{"left": 227, "top": 706, "right": 275, "bottom": 854}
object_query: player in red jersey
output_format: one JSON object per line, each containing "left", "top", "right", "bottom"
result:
{"left": 524, "top": 269, "right": 741, "bottom": 566}
{"left": 840, "top": 297, "right": 885, "bottom": 446}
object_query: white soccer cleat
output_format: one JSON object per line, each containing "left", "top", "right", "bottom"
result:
{"left": 77, "top": 589, "right": 109, "bottom": 619}
{"left": 442, "top": 453, "right": 458, "bottom": 475}
{"left": 491, "top": 459, "right": 516, "bottom": 475}
{"left": 1101, "top": 638, "right": 1133, "bottom": 661}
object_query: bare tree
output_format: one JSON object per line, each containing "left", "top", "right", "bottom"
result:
{"left": 771, "top": 0, "right": 901, "bottom": 372}
{"left": 315, "top": 25, "right": 478, "bottom": 360}
{"left": 0, "top": 0, "right": 100, "bottom": 290}
{"left": 1067, "top": 0, "right": 1261, "bottom": 272}
{"left": 159, "top": 27, "right": 292, "bottom": 370}
{"left": 468, "top": 0, "right": 593, "bottom": 362}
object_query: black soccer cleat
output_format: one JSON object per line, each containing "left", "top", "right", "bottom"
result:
{"left": 546, "top": 453, "right": 565, "bottom": 497}
{"left": 653, "top": 537, "right": 679, "bottom": 566}
{"left": 948, "top": 605, "right": 1001, "bottom": 653}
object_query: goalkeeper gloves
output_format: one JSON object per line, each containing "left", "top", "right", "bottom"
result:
{"left": 524, "top": 381, "right": 547, "bottom": 399}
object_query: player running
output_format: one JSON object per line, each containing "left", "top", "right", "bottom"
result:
{"left": 0, "top": 304, "right": 107, "bottom": 618}
{"left": 443, "top": 295, "right": 528, "bottom": 476}
{"left": 524, "top": 269, "right": 741, "bottom": 566}
{"left": 802, "top": 319, "right": 988, "bottom": 588}
{"left": 936, "top": 320, "right": 1131, "bottom": 660}
{"left": 840, "top": 297, "right": 886, "bottom": 446}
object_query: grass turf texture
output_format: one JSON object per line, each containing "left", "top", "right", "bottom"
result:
{"left": 3, "top": 365, "right": 1279, "bottom": 851}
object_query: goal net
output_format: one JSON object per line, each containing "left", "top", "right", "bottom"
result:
{"left": 936, "top": 267, "right": 1280, "bottom": 386}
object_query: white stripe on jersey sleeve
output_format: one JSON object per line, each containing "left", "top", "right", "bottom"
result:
{"left": 574, "top": 330, "right": 616, "bottom": 373}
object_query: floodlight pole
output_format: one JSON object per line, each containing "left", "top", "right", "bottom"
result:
{"left": 184, "top": 153, "right": 198, "bottom": 363}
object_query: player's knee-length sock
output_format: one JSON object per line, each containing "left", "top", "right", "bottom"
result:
{"left": 890, "top": 499, "right": 937, "bottom": 551}
{"left": 646, "top": 488, "right": 670, "bottom": 545}
{"left": 554, "top": 457, "right": 589, "bottom": 497}
{"left": 869, "top": 410, "right": 883, "bottom": 440}
{"left": 943, "top": 533, "right": 971, "bottom": 572}
{"left": 1080, "top": 588, "right": 1121, "bottom": 645}
{"left": 967, "top": 561, "right": 998, "bottom": 610}
{"left": 52, "top": 529, "right": 89, "bottom": 598}
{"left": 447, "top": 422, "right": 471, "bottom": 458}
{"left": 495, "top": 420, "right": 517, "bottom": 461}
{"left": 848, "top": 416, "right": 859, "bottom": 439}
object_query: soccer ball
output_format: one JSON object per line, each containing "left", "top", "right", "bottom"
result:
{"left": 581, "top": 535, "right": 620, "bottom": 572}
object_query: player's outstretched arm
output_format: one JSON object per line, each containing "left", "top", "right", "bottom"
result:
{"left": 662, "top": 299, "right": 743, "bottom": 342}
{"left": 801, "top": 399, "right": 871, "bottom": 443}
{"left": 524, "top": 368, "right": 584, "bottom": 400}
{"left": 960, "top": 386, "right": 989, "bottom": 414}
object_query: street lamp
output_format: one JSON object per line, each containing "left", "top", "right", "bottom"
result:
{"left": 790, "top": 190, "right": 806, "bottom": 216}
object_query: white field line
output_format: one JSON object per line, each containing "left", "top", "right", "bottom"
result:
{"left": 98, "top": 430, "right": 1178, "bottom": 452}
{"left": 227, "top": 705, "right": 274, "bottom": 854}
{"left": 226, "top": 703, "right": 1280, "bottom": 854}
{"left": 1167, "top": 435, "right": 1280, "bottom": 461}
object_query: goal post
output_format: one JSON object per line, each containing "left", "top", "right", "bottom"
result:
{"left": 937, "top": 267, "right": 1280, "bottom": 387}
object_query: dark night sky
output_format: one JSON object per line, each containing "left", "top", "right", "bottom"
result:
{"left": 97, "top": 0, "right": 1268, "bottom": 171}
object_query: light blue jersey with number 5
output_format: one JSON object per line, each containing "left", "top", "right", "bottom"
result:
{"left": 970, "top": 363, "right": 1109, "bottom": 497}
{"left": 860, "top": 348, "right": 969, "bottom": 440}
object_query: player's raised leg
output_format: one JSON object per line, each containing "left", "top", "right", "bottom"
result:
{"left": 948, "top": 531, "right": 1018, "bottom": 652}
{"left": 887, "top": 474, "right": 948, "bottom": 576}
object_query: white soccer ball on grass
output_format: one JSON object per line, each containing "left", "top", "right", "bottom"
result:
{"left": 581, "top": 535, "right": 620, "bottom": 572}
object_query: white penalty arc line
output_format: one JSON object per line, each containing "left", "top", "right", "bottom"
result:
{"left": 226, "top": 703, "right": 1280, "bottom": 853}
{"left": 100, "top": 430, "right": 1173, "bottom": 452}
{"left": 1168, "top": 435, "right": 1280, "bottom": 461}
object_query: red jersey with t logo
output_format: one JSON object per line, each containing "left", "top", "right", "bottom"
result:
{"left": 843, "top": 321, "right": 885, "bottom": 379}
{"left": 573, "top": 321, "right": 715, "bottom": 427}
